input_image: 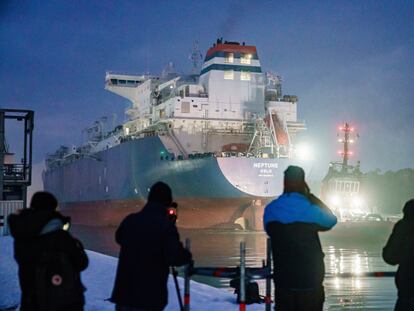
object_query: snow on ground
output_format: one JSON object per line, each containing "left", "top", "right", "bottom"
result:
{"left": 0, "top": 237, "right": 264, "bottom": 310}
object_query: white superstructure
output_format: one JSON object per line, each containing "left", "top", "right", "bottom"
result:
{"left": 102, "top": 39, "right": 305, "bottom": 159}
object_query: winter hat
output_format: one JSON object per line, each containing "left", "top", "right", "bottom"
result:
{"left": 30, "top": 191, "right": 58, "bottom": 211}
{"left": 148, "top": 181, "right": 173, "bottom": 207}
{"left": 283, "top": 165, "right": 306, "bottom": 194}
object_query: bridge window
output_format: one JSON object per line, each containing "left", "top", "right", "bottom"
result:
{"left": 181, "top": 102, "right": 190, "bottom": 113}
{"left": 240, "top": 71, "right": 251, "bottom": 81}
{"left": 224, "top": 52, "right": 234, "bottom": 63}
{"left": 224, "top": 70, "right": 234, "bottom": 80}
{"left": 240, "top": 54, "right": 252, "bottom": 64}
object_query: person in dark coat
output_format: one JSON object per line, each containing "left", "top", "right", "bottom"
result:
{"left": 383, "top": 199, "right": 414, "bottom": 311}
{"left": 263, "top": 166, "right": 337, "bottom": 311}
{"left": 8, "top": 191, "right": 88, "bottom": 311}
{"left": 111, "top": 182, "right": 192, "bottom": 311}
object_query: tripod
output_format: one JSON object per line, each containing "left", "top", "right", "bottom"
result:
{"left": 171, "top": 266, "right": 184, "bottom": 311}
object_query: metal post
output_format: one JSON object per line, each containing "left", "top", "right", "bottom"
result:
{"left": 240, "top": 241, "right": 246, "bottom": 311}
{"left": 0, "top": 111, "right": 4, "bottom": 200}
{"left": 171, "top": 267, "right": 184, "bottom": 311}
{"left": 265, "top": 238, "right": 272, "bottom": 311}
{"left": 0, "top": 215, "right": 4, "bottom": 236}
{"left": 27, "top": 111, "right": 34, "bottom": 186}
{"left": 22, "top": 185, "right": 27, "bottom": 209}
{"left": 184, "top": 238, "right": 191, "bottom": 311}
{"left": 23, "top": 117, "right": 27, "bottom": 181}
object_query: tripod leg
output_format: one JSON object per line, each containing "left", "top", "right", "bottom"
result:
{"left": 171, "top": 267, "right": 184, "bottom": 311}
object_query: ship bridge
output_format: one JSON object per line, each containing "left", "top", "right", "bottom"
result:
{"left": 199, "top": 39, "right": 265, "bottom": 120}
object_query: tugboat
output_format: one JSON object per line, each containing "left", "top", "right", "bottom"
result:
{"left": 321, "top": 123, "right": 393, "bottom": 241}
{"left": 321, "top": 123, "right": 365, "bottom": 221}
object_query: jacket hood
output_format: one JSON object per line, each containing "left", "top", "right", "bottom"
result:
{"left": 8, "top": 209, "right": 69, "bottom": 239}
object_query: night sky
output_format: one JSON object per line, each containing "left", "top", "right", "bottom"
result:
{"left": 1, "top": 0, "right": 413, "bottom": 181}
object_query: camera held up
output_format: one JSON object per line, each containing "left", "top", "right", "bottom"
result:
{"left": 167, "top": 202, "right": 178, "bottom": 224}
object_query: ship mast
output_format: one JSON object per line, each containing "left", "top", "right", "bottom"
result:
{"left": 189, "top": 41, "right": 203, "bottom": 74}
{"left": 338, "top": 122, "right": 355, "bottom": 172}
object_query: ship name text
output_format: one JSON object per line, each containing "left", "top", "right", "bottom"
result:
{"left": 253, "top": 162, "right": 278, "bottom": 169}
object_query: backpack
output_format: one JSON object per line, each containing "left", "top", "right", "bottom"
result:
{"left": 34, "top": 249, "right": 85, "bottom": 311}
{"left": 230, "top": 278, "right": 263, "bottom": 304}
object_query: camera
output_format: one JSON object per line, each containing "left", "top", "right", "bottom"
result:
{"left": 167, "top": 202, "right": 178, "bottom": 223}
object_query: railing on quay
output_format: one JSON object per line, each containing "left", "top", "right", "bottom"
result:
{"left": 3, "top": 164, "right": 30, "bottom": 182}
{"left": 0, "top": 200, "right": 23, "bottom": 236}
{"left": 179, "top": 238, "right": 396, "bottom": 311}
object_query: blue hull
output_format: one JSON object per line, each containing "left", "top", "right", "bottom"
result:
{"left": 44, "top": 136, "right": 299, "bottom": 228}
{"left": 44, "top": 137, "right": 249, "bottom": 203}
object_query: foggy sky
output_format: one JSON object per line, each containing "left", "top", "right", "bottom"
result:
{"left": 1, "top": 0, "right": 413, "bottom": 181}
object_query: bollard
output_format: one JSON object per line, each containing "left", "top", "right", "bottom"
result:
{"left": 0, "top": 215, "right": 4, "bottom": 236}
{"left": 240, "top": 241, "right": 246, "bottom": 311}
{"left": 265, "top": 238, "right": 272, "bottom": 311}
{"left": 184, "top": 238, "right": 191, "bottom": 311}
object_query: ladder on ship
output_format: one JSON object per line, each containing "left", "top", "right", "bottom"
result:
{"left": 247, "top": 119, "right": 277, "bottom": 156}
{"left": 166, "top": 126, "right": 188, "bottom": 159}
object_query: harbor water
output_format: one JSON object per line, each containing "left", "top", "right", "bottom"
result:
{"left": 72, "top": 224, "right": 397, "bottom": 310}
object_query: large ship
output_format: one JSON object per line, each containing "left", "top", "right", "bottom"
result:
{"left": 44, "top": 39, "right": 307, "bottom": 229}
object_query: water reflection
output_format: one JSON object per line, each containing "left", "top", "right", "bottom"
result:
{"left": 322, "top": 242, "right": 396, "bottom": 310}
{"left": 72, "top": 225, "right": 397, "bottom": 310}
{"left": 178, "top": 229, "right": 397, "bottom": 310}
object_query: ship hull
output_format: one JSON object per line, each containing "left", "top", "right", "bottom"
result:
{"left": 59, "top": 197, "right": 271, "bottom": 229}
{"left": 45, "top": 136, "right": 303, "bottom": 229}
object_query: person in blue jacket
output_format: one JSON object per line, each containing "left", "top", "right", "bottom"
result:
{"left": 263, "top": 165, "right": 337, "bottom": 311}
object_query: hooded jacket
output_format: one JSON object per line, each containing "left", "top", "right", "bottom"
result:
{"left": 8, "top": 209, "right": 88, "bottom": 311}
{"left": 383, "top": 201, "right": 414, "bottom": 298}
{"left": 263, "top": 192, "right": 337, "bottom": 289}
{"left": 110, "top": 202, "right": 192, "bottom": 311}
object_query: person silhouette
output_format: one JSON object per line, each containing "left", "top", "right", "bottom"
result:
{"left": 8, "top": 191, "right": 88, "bottom": 311}
{"left": 111, "top": 181, "right": 192, "bottom": 311}
{"left": 263, "top": 166, "right": 337, "bottom": 311}
{"left": 383, "top": 199, "right": 414, "bottom": 311}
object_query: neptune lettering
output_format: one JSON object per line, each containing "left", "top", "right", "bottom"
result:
{"left": 253, "top": 163, "right": 278, "bottom": 169}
